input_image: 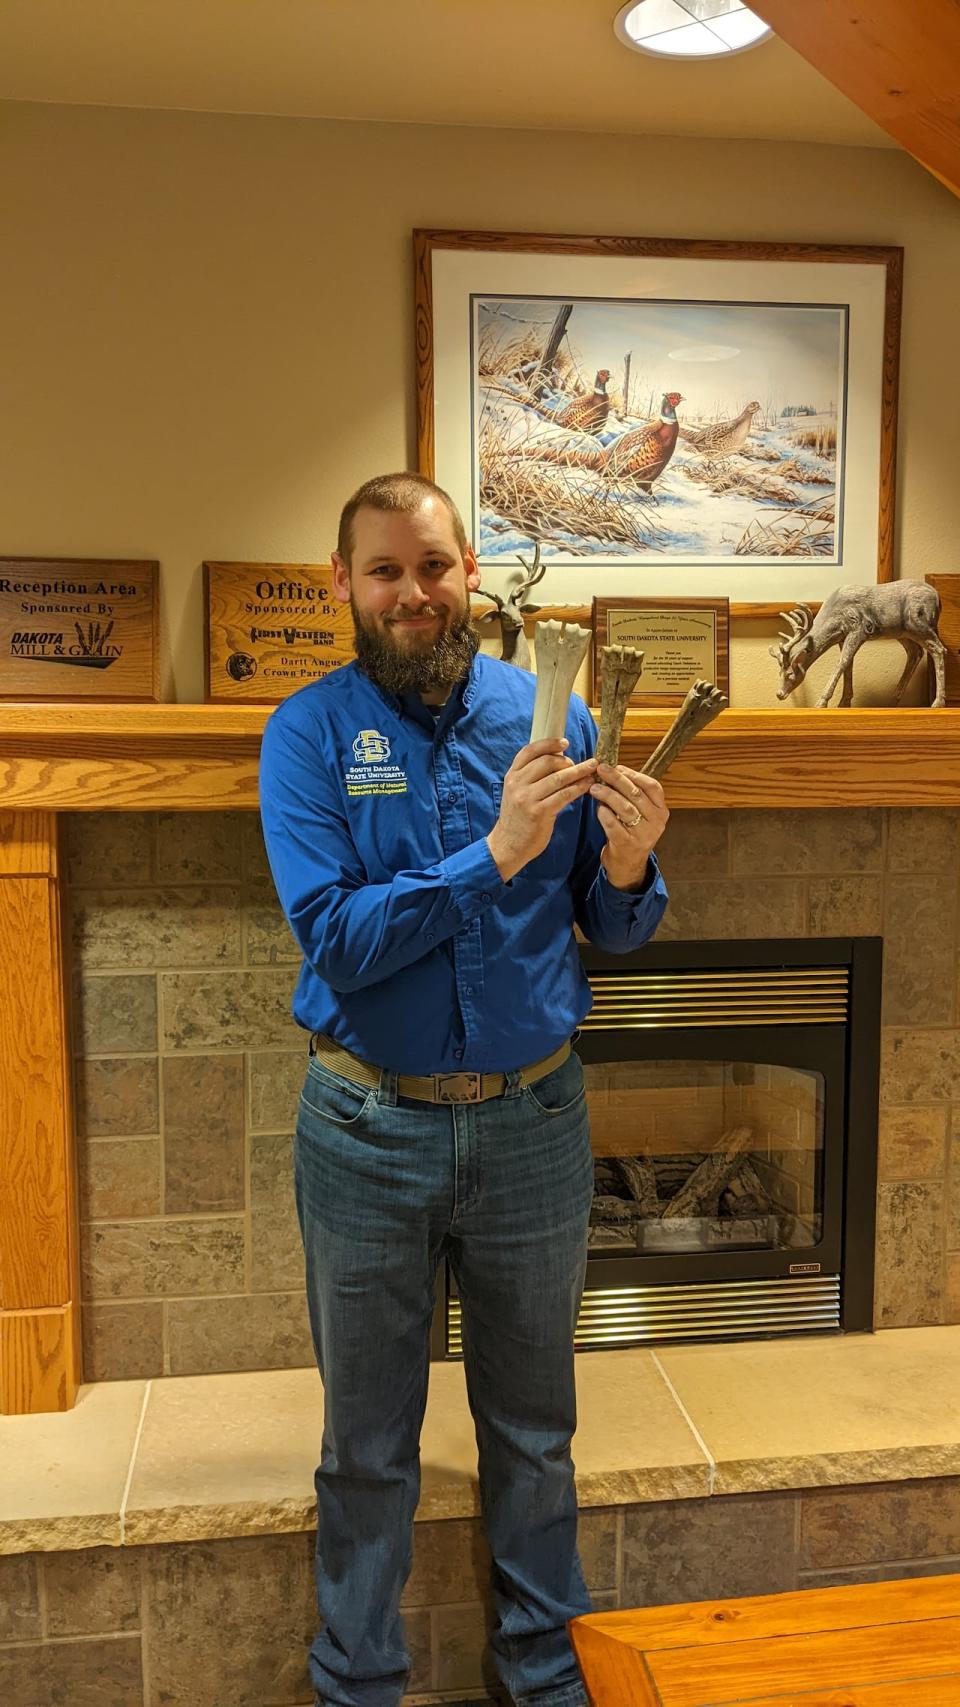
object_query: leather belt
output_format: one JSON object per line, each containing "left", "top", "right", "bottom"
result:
{"left": 309, "top": 1033, "right": 572, "bottom": 1105}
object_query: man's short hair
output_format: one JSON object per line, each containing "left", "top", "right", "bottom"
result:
{"left": 337, "top": 472, "right": 468, "bottom": 564}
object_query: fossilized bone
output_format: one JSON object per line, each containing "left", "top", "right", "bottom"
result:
{"left": 594, "top": 651, "right": 727, "bottom": 777}
{"left": 770, "top": 581, "right": 948, "bottom": 708}
{"left": 530, "top": 620, "right": 592, "bottom": 741}
{"left": 595, "top": 644, "right": 645, "bottom": 766}
{"left": 640, "top": 679, "right": 728, "bottom": 780}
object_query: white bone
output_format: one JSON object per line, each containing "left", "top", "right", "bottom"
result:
{"left": 545, "top": 625, "right": 592, "bottom": 740}
{"left": 530, "top": 622, "right": 592, "bottom": 743}
{"left": 530, "top": 619, "right": 563, "bottom": 742}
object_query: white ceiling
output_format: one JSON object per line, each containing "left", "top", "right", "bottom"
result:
{"left": 0, "top": 0, "right": 893, "bottom": 148}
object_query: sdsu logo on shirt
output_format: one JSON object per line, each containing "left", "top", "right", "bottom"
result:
{"left": 345, "top": 729, "right": 408, "bottom": 797}
{"left": 352, "top": 729, "right": 391, "bottom": 765}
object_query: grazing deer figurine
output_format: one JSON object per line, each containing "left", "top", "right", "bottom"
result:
{"left": 770, "top": 582, "right": 948, "bottom": 708}
{"left": 476, "top": 542, "right": 546, "bottom": 670}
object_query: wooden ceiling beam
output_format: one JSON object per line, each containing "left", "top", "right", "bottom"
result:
{"left": 748, "top": 0, "right": 960, "bottom": 199}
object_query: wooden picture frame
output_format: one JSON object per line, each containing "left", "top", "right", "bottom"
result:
{"left": 593, "top": 596, "right": 730, "bottom": 707}
{"left": 415, "top": 229, "right": 902, "bottom": 613}
{"left": 0, "top": 557, "right": 160, "bottom": 702}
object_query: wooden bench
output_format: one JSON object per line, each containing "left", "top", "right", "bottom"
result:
{"left": 569, "top": 1572, "right": 960, "bottom": 1704}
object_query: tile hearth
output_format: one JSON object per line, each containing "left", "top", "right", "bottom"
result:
{"left": 1, "top": 1331, "right": 958, "bottom": 1703}
{"left": 2, "top": 1329, "right": 959, "bottom": 1555}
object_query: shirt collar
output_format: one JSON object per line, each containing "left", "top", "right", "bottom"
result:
{"left": 382, "top": 654, "right": 480, "bottom": 736}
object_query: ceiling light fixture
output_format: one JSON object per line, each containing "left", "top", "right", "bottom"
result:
{"left": 614, "top": 0, "right": 774, "bottom": 60}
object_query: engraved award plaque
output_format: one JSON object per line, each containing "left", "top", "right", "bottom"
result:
{"left": 0, "top": 558, "right": 160, "bottom": 700}
{"left": 204, "top": 562, "right": 355, "bottom": 702}
{"left": 593, "top": 597, "right": 730, "bottom": 706}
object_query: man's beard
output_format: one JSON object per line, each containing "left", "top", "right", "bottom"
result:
{"left": 351, "top": 600, "right": 479, "bottom": 696}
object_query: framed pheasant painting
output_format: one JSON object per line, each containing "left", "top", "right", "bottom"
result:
{"left": 414, "top": 229, "right": 901, "bottom": 612}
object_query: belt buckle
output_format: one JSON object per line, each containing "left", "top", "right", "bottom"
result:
{"left": 434, "top": 1071, "right": 483, "bottom": 1104}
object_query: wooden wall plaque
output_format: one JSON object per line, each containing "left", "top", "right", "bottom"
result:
{"left": 926, "top": 574, "right": 960, "bottom": 705}
{"left": 0, "top": 558, "right": 159, "bottom": 701}
{"left": 592, "top": 596, "right": 730, "bottom": 707}
{"left": 204, "top": 562, "right": 355, "bottom": 703}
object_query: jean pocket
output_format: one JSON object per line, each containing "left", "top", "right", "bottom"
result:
{"left": 521, "top": 1051, "right": 585, "bottom": 1118}
{"left": 299, "top": 1061, "right": 375, "bottom": 1129}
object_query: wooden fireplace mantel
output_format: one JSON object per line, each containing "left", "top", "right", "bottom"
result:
{"left": 2, "top": 699, "right": 960, "bottom": 1413}
{"left": 2, "top": 701, "right": 960, "bottom": 811}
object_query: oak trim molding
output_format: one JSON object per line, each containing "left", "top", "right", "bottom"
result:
{"left": 0, "top": 813, "right": 80, "bottom": 1415}
{"left": 749, "top": 0, "right": 960, "bottom": 202}
{"left": 1, "top": 703, "right": 960, "bottom": 811}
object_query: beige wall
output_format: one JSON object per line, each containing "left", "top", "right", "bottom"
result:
{"left": 1, "top": 100, "right": 958, "bottom": 705}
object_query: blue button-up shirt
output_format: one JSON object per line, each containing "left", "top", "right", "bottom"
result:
{"left": 258, "top": 652, "right": 668, "bottom": 1074}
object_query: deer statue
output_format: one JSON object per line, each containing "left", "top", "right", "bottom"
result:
{"left": 476, "top": 542, "right": 546, "bottom": 669}
{"left": 770, "top": 581, "right": 948, "bottom": 708}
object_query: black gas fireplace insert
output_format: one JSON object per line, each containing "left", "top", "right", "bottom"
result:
{"left": 434, "top": 937, "right": 881, "bottom": 1357}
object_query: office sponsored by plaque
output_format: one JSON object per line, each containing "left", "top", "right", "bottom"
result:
{"left": 0, "top": 558, "right": 159, "bottom": 700}
{"left": 592, "top": 597, "right": 729, "bottom": 706}
{"left": 204, "top": 562, "right": 355, "bottom": 702}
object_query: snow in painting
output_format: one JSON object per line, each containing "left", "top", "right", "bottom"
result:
{"left": 472, "top": 295, "right": 846, "bottom": 564}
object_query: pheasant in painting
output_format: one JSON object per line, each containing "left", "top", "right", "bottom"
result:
{"left": 555, "top": 368, "right": 612, "bottom": 434}
{"left": 600, "top": 391, "right": 684, "bottom": 494}
{"left": 680, "top": 399, "right": 761, "bottom": 459}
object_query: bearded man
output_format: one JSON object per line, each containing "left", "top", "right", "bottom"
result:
{"left": 258, "top": 472, "right": 669, "bottom": 1707}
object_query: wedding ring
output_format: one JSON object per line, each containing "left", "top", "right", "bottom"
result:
{"left": 624, "top": 809, "right": 643, "bottom": 828}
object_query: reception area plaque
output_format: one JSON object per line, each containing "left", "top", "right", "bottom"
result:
{"left": 592, "top": 596, "right": 729, "bottom": 706}
{"left": 204, "top": 561, "right": 355, "bottom": 702}
{"left": 0, "top": 558, "right": 159, "bottom": 700}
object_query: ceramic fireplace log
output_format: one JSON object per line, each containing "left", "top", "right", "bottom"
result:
{"left": 590, "top": 1195, "right": 641, "bottom": 1224}
{"left": 738, "top": 1159, "right": 769, "bottom": 1204}
{"left": 529, "top": 619, "right": 593, "bottom": 743}
{"left": 612, "top": 1154, "right": 661, "bottom": 1217}
{"left": 667, "top": 1124, "right": 753, "bottom": 1220}
{"left": 720, "top": 1167, "right": 768, "bottom": 1219}
{"left": 595, "top": 643, "right": 645, "bottom": 767}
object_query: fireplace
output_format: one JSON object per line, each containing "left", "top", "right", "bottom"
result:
{"left": 434, "top": 937, "right": 881, "bottom": 1357}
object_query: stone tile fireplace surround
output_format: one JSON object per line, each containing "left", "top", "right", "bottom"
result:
{"left": 66, "top": 804, "right": 960, "bottom": 1384}
{"left": 4, "top": 784, "right": 959, "bottom": 1707}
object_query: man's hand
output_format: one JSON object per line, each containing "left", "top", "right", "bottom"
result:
{"left": 487, "top": 739, "right": 597, "bottom": 882}
{"left": 589, "top": 763, "right": 668, "bottom": 891}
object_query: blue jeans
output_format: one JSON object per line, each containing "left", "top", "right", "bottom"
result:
{"left": 294, "top": 1045, "right": 594, "bottom": 1707}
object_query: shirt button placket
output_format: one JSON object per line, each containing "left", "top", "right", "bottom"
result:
{"left": 437, "top": 740, "right": 482, "bottom": 1065}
